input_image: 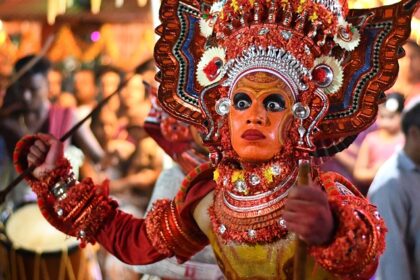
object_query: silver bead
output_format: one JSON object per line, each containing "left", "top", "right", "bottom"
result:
{"left": 248, "top": 229, "right": 256, "bottom": 238}
{"left": 57, "top": 208, "right": 64, "bottom": 217}
{"left": 279, "top": 218, "right": 287, "bottom": 228}
{"left": 298, "top": 126, "right": 307, "bottom": 140}
{"left": 219, "top": 224, "right": 226, "bottom": 234}
{"left": 249, "top": 175, "right": 261, "bottom": 186}
{"left": 292, "top": 103, "right": 310, "bottom": 120}
{"left": 235, "top": 180, "right": 247, "bottom": 193}
{"left": 215, "top": 98, "right": 231, "bottom": 116}
{"left": 281, "top": 30, "right": 292, "bottom": 40}
{"left": 79, "top": 230, "right": 86, "bottom": 238}
{"left": 374, "top": 211, "right": 381, "bottom": 220}
{"left": 271, "top": 165, "right": 281, "bottom": 176}
{"left": 259, "top": 27, "right": 269, "bottom": 35}
{"left": 304, "top": 45, "right": 311, "bottom": 55}
{"left": 223, "top": 177, "right": 229, "bottom": 187}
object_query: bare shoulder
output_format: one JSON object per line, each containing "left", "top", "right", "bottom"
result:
{"left": 193, "top": 190, "right": 214, "bottom": 238}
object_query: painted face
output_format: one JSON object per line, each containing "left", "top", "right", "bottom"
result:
{"left": 229, "top": 71, "right": 295, "bottom": 163}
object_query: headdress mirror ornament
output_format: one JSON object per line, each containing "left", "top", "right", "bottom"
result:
{"left": 312, "top": 56, "right": 344, "bottom": 95}
{"left": 333, "top": 18, "right": 361, "bottom": 51}
{"left": 199, "top": 1, "right": 226, "bottom": 38}
{"left": 215, "top": 97, "right": 231, "bottom": 116}
{"left": 197, "top": 47, "right": 227, "bottom": 87}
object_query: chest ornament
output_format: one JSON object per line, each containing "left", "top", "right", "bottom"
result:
{"left": 209, "top": 158, "right": 298, "bottom": 244}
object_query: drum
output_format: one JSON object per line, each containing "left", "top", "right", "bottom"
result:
{"left": 0, "top": 203, "right": 90, "bottom": 280}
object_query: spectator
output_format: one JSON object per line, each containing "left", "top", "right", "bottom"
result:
{"left": 73, "top": 69, "right": 98, "bottom": 120}
{"left": 92, "top": 66, "right": 127, "bottom": 152}
{"left": 48, "top": 66, "right": 76, "bottom": 108}
{"left": 98, "top": 66, "right": 124, "bottom": 114}
{"left": 391, "top": 40, "right": 420, "bottom": 102}
{"left": 47, "top": 66, "right": 63, "bottom": 103}
{"left": 353, "top": 93, "right": 405, "bottom": 190}
{"left": 368, "top": 100, "right": 420, "bottom": 280}
{"left": 0, "top": 55, "right": 104, "bottom": 203}
{"left": 320, "top": 124, "right": 377, "bottom": 194}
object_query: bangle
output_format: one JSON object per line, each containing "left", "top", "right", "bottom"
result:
{"left": 50, "top": 172, "right": 77, "bottom": 200}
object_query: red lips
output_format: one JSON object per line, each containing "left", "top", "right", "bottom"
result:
{"left": 241, "top": 129, "right": 266, "bottom": 140}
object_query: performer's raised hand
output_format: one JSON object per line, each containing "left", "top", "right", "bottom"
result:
{"left": 27, "top": 133, "right": 64, "bottom": 180}
{"left": 283, "top": 182, "right": 334, "bottom": 246}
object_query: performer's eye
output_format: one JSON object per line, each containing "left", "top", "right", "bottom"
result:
{"left": 233, "top": 93, "right": 252, "bottom": 110}
{"left": 263, "top": 94, "right": 285, "bottom": 112}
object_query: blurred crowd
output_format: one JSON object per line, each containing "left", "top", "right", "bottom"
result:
{"left": 320, "top": 40, "right": 420, "bottom": 196}
{"left": 0, "top": 55, "right": 162, "bottom": 280}
{"left": 0, "top": 39, "right": 420, "bottom": 280}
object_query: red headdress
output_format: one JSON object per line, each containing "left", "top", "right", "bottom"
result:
{"left": 155, "top": 0, "right": 418, "bottom": 162}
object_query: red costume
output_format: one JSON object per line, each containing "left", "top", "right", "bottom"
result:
{"left": 14, "top": 0, "right": 419, "bottom": 279}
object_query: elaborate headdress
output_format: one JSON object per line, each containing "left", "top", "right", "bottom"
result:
{"left": 155, "top": 0, "right": 418, "bottom": 162}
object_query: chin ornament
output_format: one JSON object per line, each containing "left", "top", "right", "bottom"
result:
{"left": 197, "top": 47, "right": 226, "bottom": 87}
{"left": 312, "top": 56, "right": 344, "bottom": 95}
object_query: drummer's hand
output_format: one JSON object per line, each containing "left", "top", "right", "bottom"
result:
{"left": 27, "top": 134, "right": 64, "bottom": 179}
{"left": 283, "top": 182, "right": 334, "bottom": 246}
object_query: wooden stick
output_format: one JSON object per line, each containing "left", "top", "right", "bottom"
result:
{"left": 293, "top": 159, "right": 311, "bottom": 280}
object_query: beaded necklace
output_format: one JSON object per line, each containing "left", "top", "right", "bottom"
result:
{"left": 209, "top": 156, "right": 298, "bottom": 244}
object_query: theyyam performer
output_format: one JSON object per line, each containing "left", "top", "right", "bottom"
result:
{"left": 15, "top": 0, "right": 418, "bottom": 279}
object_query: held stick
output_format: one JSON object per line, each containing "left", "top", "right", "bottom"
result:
{"left": 0, "top": 73, "right": 144, "bottom": 204}
{"left": 293, "top": 160, "right": 311, "bottom": 280}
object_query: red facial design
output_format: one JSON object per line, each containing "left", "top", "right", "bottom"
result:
{"left": 229, "top": 71, "right": 295, "bottom": 163}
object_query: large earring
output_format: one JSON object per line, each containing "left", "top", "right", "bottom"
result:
{"left": 292, "top": 102, "right": 310, "bottom": 146}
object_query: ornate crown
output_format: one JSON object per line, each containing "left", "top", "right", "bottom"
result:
{"left": 155, "top": 0, "right": 418, "bottom": 158}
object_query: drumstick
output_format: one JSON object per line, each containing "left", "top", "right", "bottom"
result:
{"left": 293, "top": 159, "right": 310, "bottom": 280}
{"left": 0, "top": 72, "right": 149, "bottom": 204}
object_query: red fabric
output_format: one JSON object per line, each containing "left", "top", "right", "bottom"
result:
{"left": 309, "top": 172, "right": 386, "bottom": 278}
{"left": 13, "top": 136, "right": 118, "bottom": 246}
{"left": 95, "top": 178, "right": 215, "bottom": 265}
{"left": 48, "top": 106, "right": 74, "bottom": 147}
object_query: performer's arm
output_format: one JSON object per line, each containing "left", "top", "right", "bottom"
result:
{"left": 14, "top": 134, "right": 208, "bottom": 265}
{"left": 309, "top": 172, "right": 386, "bottom": 279}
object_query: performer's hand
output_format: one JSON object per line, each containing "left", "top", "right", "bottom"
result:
{"left": 283, "top": 183, "right": 334, "bottom": 245}
{"left": 27, "top": 133, "right": 64, "bottom": 179}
